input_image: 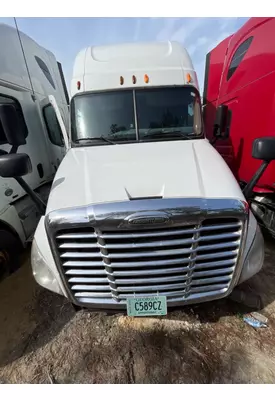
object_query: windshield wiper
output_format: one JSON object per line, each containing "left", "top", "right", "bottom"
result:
{"left": 75, "top": 136, "right": 116, "bottom": 145}
{"left": 142, "top": 130, "right": 194, "bottom": 140}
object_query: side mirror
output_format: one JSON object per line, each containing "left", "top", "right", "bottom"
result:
{"left": 0, "top": 153, "right": 32, "bottom": 178}
{"left": 0, "top": 104, "right": 26, "bottom": 146}
{"left": 213, "top": 104, "right": 229, "bottom": 139}
{"left": 243, "top": 137, "right": 275, "bottom": 199}
{"left": 0, "top": 153, "right": 46, "bottom": 215}
{"left": 252, "top": 137, "right": 275, "bottom": 161}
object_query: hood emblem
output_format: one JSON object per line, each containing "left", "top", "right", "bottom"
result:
{"left": 127, "top": 212, "right": 170, "bottom": 226}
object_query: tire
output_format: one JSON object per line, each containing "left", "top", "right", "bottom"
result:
{"left": 250, "top": 196, "right": 275, "bottom": 240}
{"left": 71, "top": 304, "right": 83, "bottom": 313}
{"left": 0, "top": 230, "right": 21, "bottom": 278}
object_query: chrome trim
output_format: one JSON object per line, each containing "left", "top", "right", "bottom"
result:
{"left": 133, "top": 89, "right": 139, "bottom": 141}
{"left": 45, "top": 197, "right": 248, "bottom": 308}
{"left": 57, "top": 221, "right": 242, "bottom": 240}
{"left": 57, "top": 231, "right": 240, "bottom": 250}
{"left": 126, "top": 211, "right": 170, "bottom": 225}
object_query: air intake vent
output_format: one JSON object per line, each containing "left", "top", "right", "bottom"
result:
{"left": 129, "top": 196, "right": 163, "bottom": 201}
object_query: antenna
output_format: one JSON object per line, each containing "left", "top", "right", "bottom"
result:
{"left": 14, "top": 17, "right": 35, "bottom": 100}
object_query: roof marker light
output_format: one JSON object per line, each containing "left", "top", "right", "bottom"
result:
{"left": 77, "top": 81, "right": 81, "bottom": 90}
{"left": 186, "top": 73, "right": 192, "bottom": 83}
{"left": 132, "top": 75, "right": 137, "bottom": 84}
{"left": 144, "top": 74, "right": 149, "bottom": 84}
{"left": 120, "top": 76, "right": 124, "bottom": 85}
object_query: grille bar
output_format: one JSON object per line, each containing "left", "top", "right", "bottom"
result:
{"left": 194, "top": 259, "right": 236, "bottom": 269}
{"left": 59, "top": 241, "right": 239, "bottom": 261}
{"left": 102, "top": 232, "right": 240, "bottom": 248}
{"left": 113, "top": 266, "right": 190, "bottom": 277}
{"left": 65, "top": 269, "right": 107, "bottom": 275}
{"left": 99, "top": 222, "right": 241, "bottom": 239}
{"left": 65, "top": 266, "right": 235, "bottom": 284}
{"left": 107, "top": 241, "right": 239, "bottom": 259}
{"left": 192, "top": 266, "right": 234, "bottom": 277}
{"left": 57, "top": 233, "right": 97, "bottom": 239}
{"left": 117, "top": 281, "right": 188, "bottom": 292}
{"left": 191, "top": 275, "right": 232, "bottom": 285}
{"left": 62, "top": 251, "right": 238, "bottom": 268}
{"left": 115, "top": 274, "right": 188, "bottom": 285}
{"left": 71, "top": 284, "right": 110, "bottom": 291}
{"left": 105, "top": 236, "right": 196, "bottom": 249}
{"left": 73, "top": 288, "right": 230, "bottom": 302}
{"left": 60, "top": 252, "right": 102, "bottom": 259}
{"left": 59, "top": 243, "right": 99, "bottom": 249}
{"left": 58, "top": 232, "right": 240, "bottom": 250}
{"left": 118, "top": 289, "right": 187, "bottom": 299}
{"left": 190, "top": 283, "right": 229, "bottom": 294}
{"left": 75, "top": 292, "right": 113, "bottom": 298}
{"left": 196, "top": 250, "right": 238, "bottom": 261}
{"left": 68, "top": 277, "right": 108, "bottom": 283}
{"left": 63, "top": 261, "right": 104, "bottom": 267}
{"left": 99, "top": 258, "right": 190, "bottom": 268}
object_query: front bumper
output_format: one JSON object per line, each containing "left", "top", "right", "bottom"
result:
{"left": 31, "top": 201, "right": 264, "bottom": 310}
{"left": 31, "top": 217, "right": 67, "bottom": 298}
{"left": 237, "top": 224, "right": 265, "bottom": 284}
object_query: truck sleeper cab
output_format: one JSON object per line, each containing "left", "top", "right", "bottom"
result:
{"left": 203, "top": 17, "right": 275, "bottom": 238}
{"left": 25, "top": 41, "right": 266, "bottom": 312}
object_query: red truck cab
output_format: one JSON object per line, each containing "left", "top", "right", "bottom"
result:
{"left": 203, "top": 17, "right": 275, "bottom": 236}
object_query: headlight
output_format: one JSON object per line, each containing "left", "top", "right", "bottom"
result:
{"left": 31, "top": 239, "right": 63, "bottom": 295}
{"left": 238, "top": 225, "right": 265, "bottom": 284}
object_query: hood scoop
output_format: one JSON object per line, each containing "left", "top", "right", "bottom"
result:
{"left": 124, "top": 185, "right": 165, "bottom": 201}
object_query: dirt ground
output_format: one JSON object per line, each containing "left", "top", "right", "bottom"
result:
{"left": 0, "top": 237, "right": 275, "bottom": 384}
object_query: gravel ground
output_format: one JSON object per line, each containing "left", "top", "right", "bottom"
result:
{"left": 0, "top": 238, "right": 275, "bottom": 384}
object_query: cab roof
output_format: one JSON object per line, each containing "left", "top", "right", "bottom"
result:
{"left": 71, "top": 41, "right": 199, "bottom": 96}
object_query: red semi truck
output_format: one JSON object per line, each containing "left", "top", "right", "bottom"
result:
{"left": 203, "top": 17, "right": 275, "bottom": 237}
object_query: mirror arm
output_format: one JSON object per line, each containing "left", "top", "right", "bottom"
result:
{"left": 242, "top": 160, "right": 269, "bottom": 200}
{"left": 211, "top": 124, "right": 221, "bottom": 145}
{"left": 210, "top": 137, "right": 218, "bottom": 145}
{"left": 9, "top": 145, "right": 18, "bottom": 154}
{"left": 14, "top": 177, "right": 46, "bottom": 215}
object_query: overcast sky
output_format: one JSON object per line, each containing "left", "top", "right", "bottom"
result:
{"left": 0, "top": 17, "right": 249, "bottom": 94}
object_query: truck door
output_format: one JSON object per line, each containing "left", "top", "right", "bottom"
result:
{"left": 40, "top": 95, "right": 69, "bottom": 171}
{"left": 215, "top": 97, "right": 239, "bottom": 177}
{"left": 215, "top": 19, "right": 275, "bottom": 187}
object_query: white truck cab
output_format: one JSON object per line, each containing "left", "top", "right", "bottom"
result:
{"left": 2, "top": 41, "right": 268, "bottom": 314}
{"left": 0, "top": 23, "right": 69, "bottom": 277}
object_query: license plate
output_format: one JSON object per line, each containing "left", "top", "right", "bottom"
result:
{"left": 126, "top": 296, "right": 167, "bottom": 317}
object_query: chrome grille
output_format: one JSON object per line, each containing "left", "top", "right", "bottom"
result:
{"left": 55, "top": 217, "right": 242, "bottom": 304}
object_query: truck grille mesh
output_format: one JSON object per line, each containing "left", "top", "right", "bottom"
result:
{"left": 55, "top": 218, "right": 242, "bottom": 304}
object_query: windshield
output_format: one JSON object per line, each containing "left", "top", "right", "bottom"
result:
{"left": 71, "top": 87, "right": 203, "bottom": 144}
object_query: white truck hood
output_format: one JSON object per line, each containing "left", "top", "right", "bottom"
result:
{"left": 46, "top": 139, "right": 244, "bottom": 214}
